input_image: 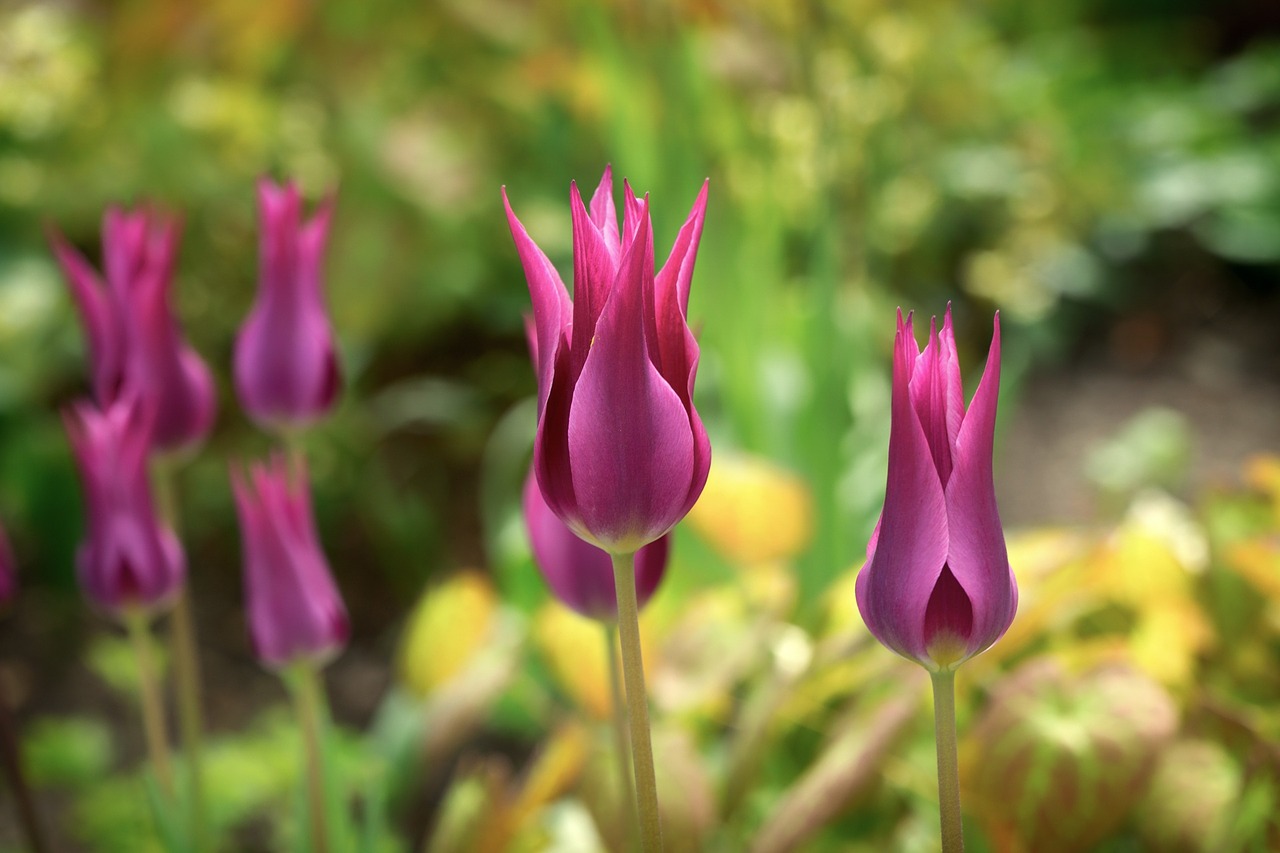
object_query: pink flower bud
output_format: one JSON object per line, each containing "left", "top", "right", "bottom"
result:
{"left": 49, "top": 207, "right": 216, "bottom": 454}
{"left": 231, "top": 455, "right": 348, "bottom": 668}
{"left": 505, "top": 168, "right": 711, "bottom": 555}
{"left": 0, "top": 521, "right": 16, "bottom": 607}
{"left": 233, "top": 179, "right": 341, "bottom": 431}
{"left": 64, "top": 395, "right": 185, "bottom": 617}
{"left": 856, "top": 308, "right": 1017, "bottom": 671}
{"left": 523, "top": 470, "right": 668, "bottom": 621}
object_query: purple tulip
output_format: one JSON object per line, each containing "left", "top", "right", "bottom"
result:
{"left": 64, "top": 395, "right": 185, "bottom": 617}
{"left": 231, "top": 454, "right": 348, "bottom": 668}
{"left": 0, "top": 521, "right": 15, "bottom": 607}
{"left": 49, "top": 207, "right": 216, "bottom": 453}
{"left": 504, "top": 168, "right": 711, "bottom": 555}
{"left": 856, "top": 308, "right": 1017, "bottom": 672}
{"left": 523, "top": 470, "right": 669, "bottom": 621}
{"left": 234, "top": 179, "right": 341, "bottom": 431}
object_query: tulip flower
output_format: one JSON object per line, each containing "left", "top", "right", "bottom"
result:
{"left": 856, "top": 307, "right": 1016, "bottom": 672}
{"left": 231, "top": 454, "right": 348, "bottom": 669}
{"left": 856, "top": 306, "right": 1016, "bottom": 853}
{"left": 64, "top": 395, "right": 185, "bottom": 617}
{"left": 234, "top": 179, "right": 341, "bottom": 431}
{"left": 504, "top": 167, "right": 710, "bottom": 556}
{"left": 0, "top": 521, "right": 15, "bottom": 607}
{"left": 523, "top": 470, "right": 669, "bottom": 621}
{"left": 49, "top": 207, "right": 216, "bottom": 453}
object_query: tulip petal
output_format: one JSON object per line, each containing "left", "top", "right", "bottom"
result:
{"left": 571, "top": 181, "right": 618, "bottom": 382}
{"left": 939, "top": 306, "right": 966, "bottom": 450}
{"left": 909, "top": 316, "right": 953, "bottom": 486}
{"left": 503, "top": 188, "right": 571, "bottom": 419}
{"left": 48, "top": 228, "right": 124, "bottom": 404}
{"left": 944, "top": 314, "right": 1016, "bottom": 657}
{"left": 587, "top": 166, "right": 621, "bottom": 260}
{"left": 567, "top": 215, "right": 694, "bottom": 552}
{"left": 856, "top": 312, "right": 949, "bottom": 664}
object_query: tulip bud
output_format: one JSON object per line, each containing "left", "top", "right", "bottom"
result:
{"left": 49, "top": 207, "right": 216, "bottom": 453}
{"left": 523, "top": 470, "right": 668, "bottom": 621}
{"left": 231, "top": 454, "right": 348, "bottom": 668}
{"left": 64, "top": 395, "right": 185, "bottom": 617}
{"left": 0, "top": 521, "right": 16, "bottom": 607}
{"left": 856, "top": 307, "right": 1017, "bottom": 672}
{"left": 233, "top": 179, "right": 341, "bottom": 431}
{"left": 504, "top": 168, "right": 711, "bottom": 555}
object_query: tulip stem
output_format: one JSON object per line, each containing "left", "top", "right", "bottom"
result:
{"left": 610, "top": 551, "right": 663, "bottom": 852}
{"left": 286, "top": 662, "right": 331, "bottom": 853}
{"left": 151, "top": 458, "right": 207, "bottom": 849}
{"left": 930, "top": 670, "right": 964, "bottom": 853}
{"left": 604, "top": 623, "right": 640, "bottom": 851}
{"left": 125, "top": 612, "right": 175, "bottom": 800}
{"left": 0, "top": 676, "right": 50, "bottom": 853}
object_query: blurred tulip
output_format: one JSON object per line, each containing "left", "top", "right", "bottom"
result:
{"left": 49, "top": 207, "right": 216, "bottom": 453}
{"left": 523, "top": 470, "right": 668, "bottom": 621}
{"left": 234, "top": 179, "right": 341, "bottom": 431}
{"left": 0, "top": 521, "right": 15, "bottom": 606}
{"left": 505, "top": 167, "right": 710, "bottom": 555}
{"left": 231, "top": 454, "right": 348, "bottom": 668}
{"left": 64, "top": 395, "right": 185, "bottom": 617}
{"left": 856, "top": 308, "right": 1017, "bottom": 672}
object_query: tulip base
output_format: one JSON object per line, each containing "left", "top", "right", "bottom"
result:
{"left": 611, "top": 551, "right": 664, "bottom": 852}
{"left": 931, "top": 670, "right": 964, "bottom": 853}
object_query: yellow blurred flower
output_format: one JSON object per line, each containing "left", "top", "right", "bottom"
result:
{"left": 687, "top": 452, "right": 813, "bottom": 566}
{"left": 532, "top": 604, "right": 658, "bottom": 720}
{"left": 398, "top": 571, "right": 497, "bottom": 698}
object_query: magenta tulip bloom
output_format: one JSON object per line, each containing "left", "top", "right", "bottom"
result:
{"left": 523, "top": 470, "right": 669, "bottom": 621}
{"left": 856, "top": 308, "right": 1017, "bottom": 672}
{"left": 505, "top": 168, "right": 711, "bottom": 555}
{"left": 231, "top": 455, "right": 348, "bottom": 668}
{"left": 49, "top": 207, "right": 216, "bottom": 453}
{"left": 234, "top": 179, "right": 341, "bottom": 431}
{"left": 64, "top": 395, "right": 185, "bottom": 617}
{"left": 0, "top": 521, "right": 15, "bottom": 607}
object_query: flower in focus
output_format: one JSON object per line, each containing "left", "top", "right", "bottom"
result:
{"left": 856, "top": 307, "right": 1017, "bottom": 671}
{"left": 504, "top": 167, "right": 710, "bottom": 555}
{"left": 0, "top": 520, "right": 15, "bottom": 607}
{"left": 231, "top": 454, "right": 348, "bottom": 668}
{"left": 234, "top": 179, "right": 341, "bottom": 431}
{"left": 49, "top": 207, "right": 216, "bottom": 453}
{"left": 64, "top": 395, "right": 185, "bottom": 617}
{"left": 523, "top": 469, "right": 669, "bottom": 621}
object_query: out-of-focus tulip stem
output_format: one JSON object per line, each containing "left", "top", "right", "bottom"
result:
{"left": 286, "top": 662, "right": 331, "bottom": 853}
{"left": 152, "top": 457, "right": 207, "bottom": 849}
{"left": 931, "top": 670, "right": 964, "bottom": 853}
{"left": 125, "top": 611, "right": 175, "bottom": 800}
{"left": 604, "top": 622, "right": 640, "bottom": 851}
{"left": 0, "top": 677, "right": 50, "bottom": 853}
{"left": 610, "top": 551, "right": 664, "bottom": 852}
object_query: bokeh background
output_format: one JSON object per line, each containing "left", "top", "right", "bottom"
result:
{"left": 2, "top": 0, "right": 1279, "bottom": 849}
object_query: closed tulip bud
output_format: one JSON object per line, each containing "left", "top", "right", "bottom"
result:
{"left": 0, "top": 521, "right": 15, "bottom": 607}
{"left": 856, "top": 307, "right": 1017, "bottom": 672}
{"left": 49, "top": 207, "right": 216, "bottom": 453}
{"left": 505, "top": 168, "right": 711, "bottom": 555}
{"left": 523, "top": 470, "right": 668, "bottom": 621}
{"left": 234, "top": 179, "right": 341, "bottom": 431}
{"left": 64, "top": 395, "right": 185, "bottom": 617}
{"left": 231, "top": 455, "right": 348, "bottom": 668}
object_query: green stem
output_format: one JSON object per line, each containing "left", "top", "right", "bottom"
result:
{"left": 0, "top": 676, "right": 50, "bottom": 853}
{"left": 610, "top": 551, "right": 663, "bottom": 852}
{"left": 287, "top": 663, "right": 331, "bottom": 853}
{"left": 931, "top": 670, "right": 964, "bottom": 853}
{"left": 126, "top": 612, "right": 175, "bottom": 800}
{"left": 604, "top": 623, "right": 640, "bottom": 852}
{"left": 151, "top": 457, "right": 208, "bottom": 848}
